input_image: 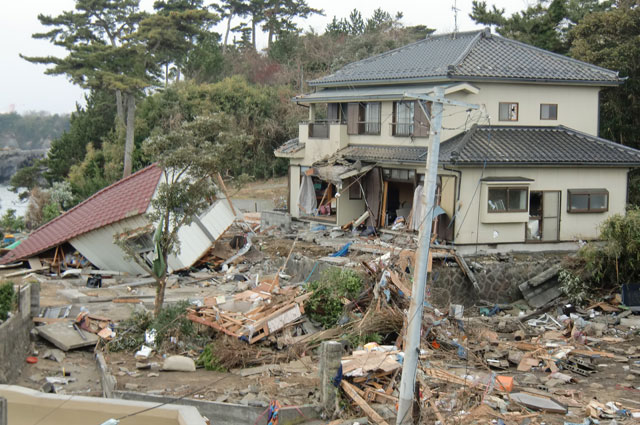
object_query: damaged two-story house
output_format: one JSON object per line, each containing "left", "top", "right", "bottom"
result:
{"left": 275, "top": 28, "right": 640, "bottom": 253}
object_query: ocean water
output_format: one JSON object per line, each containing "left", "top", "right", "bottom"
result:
{"left": 0, "top": 184, "right": 28, "bottom": 217}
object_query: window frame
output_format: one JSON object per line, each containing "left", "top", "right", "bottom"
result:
{"left": 487, "top": 186, "right": 529, "bottom": 213}
{"left": 540, "top": 103, "right": 558, "bottom": 120}
{"left": 347, "top": 177, "right": 363, "bottom": 200}
{"left": 362, "top": 102, "right": 381, "bottom": 135}
{"left": 567, "top": 189, "right": 609, "bottom": 213}
{"left": 498, "top": 102, "right": 519, "bottom": 122}
{"left": 392, "top": 101, "right": 415, "bottom": 136}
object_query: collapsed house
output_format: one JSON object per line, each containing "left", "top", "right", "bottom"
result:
{"left": 276, "top": 28, "right": 640, "bottom": 252}
{"left": 0, "top": 164, "right": 235, "bottom": 273}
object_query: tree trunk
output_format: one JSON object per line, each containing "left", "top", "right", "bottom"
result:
{"left": 224, "top": 14, "right": 233, "bottom": 48}
{"left": 115, "top": 89, "right": 125, "bottom": 128}
{"left": 165, "top": 63, "right": 169, "bottom": 88}
{"left": 153, "top": 275, "right": 167, "bottom": 317}
{"left": 123, "top": 93, "right": 135, "bottom": 178}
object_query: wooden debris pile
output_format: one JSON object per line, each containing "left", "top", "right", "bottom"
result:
{"left": 340, "top": 347, "right": 402, "bottom": 419}
{"left": 187, "top": 281, "right": 312, "bottom": 344}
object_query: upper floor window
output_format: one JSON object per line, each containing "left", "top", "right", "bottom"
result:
{"left": 540, "top": 103, "right": 558, "bottom": 120}
{"left": 567, "top": 189, "right": 608, "bottom": 213}
{"left": 347, "top": 102, "right": 381, "bottom": 135}
{"left": 327, "top": 103, "right": 348, "bottom": 124}
{"left": 499, "top": 102, "right": 519, "bottom": 121}
{"left": 392, "top": 100, "right": 430, "bottom": 137}
{"left": 394, "top": 101, "right": 414, "bottom": 136}
{"left": 488, "top": 187, "right": 528, "bottom": 212}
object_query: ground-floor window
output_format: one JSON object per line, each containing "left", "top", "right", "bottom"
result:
{"left": 488, "top": 187, "right": 528, "bottom": 212}
{"left": 567, "top": 189, "right": 608, "bottom": 213}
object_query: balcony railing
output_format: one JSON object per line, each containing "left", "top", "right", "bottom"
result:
{"left": 309, "top": 122, "right": 329, "bottom": 138}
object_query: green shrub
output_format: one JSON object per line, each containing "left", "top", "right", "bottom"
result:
{"left": 196, "top": 344, "right": 226, "bottom": 372}
{"left": 558, "top": 269, "right": 590, "bottom": 304}
{"left": 108, "top": 301, "right": 197, "bottom": 352}
{"left": 0, "top": 282, "right": 16, "bottom": 321}
{"left": 347, "top": 332, "right": 382, "bottom": 348}
{"left": 305, "top": 268, "right": 363, "bottom": 328}
{"left": 579, "top": 208, "right": 640, "bottom": 285}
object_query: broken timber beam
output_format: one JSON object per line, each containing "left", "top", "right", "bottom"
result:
{"left": 454, "top": 253, "right": 480, "bottom": 292}
{"left": 340, "top": 380, "right": 390, "bottom": 425}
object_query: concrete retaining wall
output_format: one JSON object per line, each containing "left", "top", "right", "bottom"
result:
{"left": 115, "top": 391, "right": 319, "bottom": 425}
{"left": 428, "top": 253, "right": 564, "bottom": 307}
{"left": 0, "top": 283, "right": 38, "bottom": 384}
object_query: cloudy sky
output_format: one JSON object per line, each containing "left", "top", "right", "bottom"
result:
{"left": 0, "top": 0, "right": 529, "bottom": 114}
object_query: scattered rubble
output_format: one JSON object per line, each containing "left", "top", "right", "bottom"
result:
{"left": 2, "top": 207, "right": 640, "bottom": 424}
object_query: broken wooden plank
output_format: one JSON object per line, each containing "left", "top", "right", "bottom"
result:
{"left": 5, "top": 267, "right": 48, "bottom": 278}
{"left": 32, "top": 317, "right": 70, "bottom": 324}
{"left": 340, "top": 380, "right": 390, "bottom": 425}
{"left": 454, "top": 253, "right": 480, "bottom": 292}
{"left": 428, "top": 399, "right": 445, "bottom": 423}
{"left": 187, "top": 313, "right": 241, "bottom": 338}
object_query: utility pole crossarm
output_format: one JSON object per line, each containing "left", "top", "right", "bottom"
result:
{"left": 403, "top": 92, "right": 480, "bottom": 110}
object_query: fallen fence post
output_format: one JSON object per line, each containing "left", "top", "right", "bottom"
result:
{"left": 319, "top": 341, "right": 343, "bottom": 417}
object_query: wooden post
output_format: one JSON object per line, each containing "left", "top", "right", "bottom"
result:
{"left": 216, "top": 172, "right": 238, "bottom": 217}
{"left": 319, "top": 341, "right": 343, "bottom": 417}
{"left": 0, "top": 397, "right": 7, "bottom": 425}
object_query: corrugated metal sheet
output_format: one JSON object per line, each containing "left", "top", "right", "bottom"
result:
{"left": 70, "top": 215, "right": 150, "bottom": 275}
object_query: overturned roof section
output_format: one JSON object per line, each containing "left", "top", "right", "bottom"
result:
{"left": 310, "top": 29, "right": 621, "bottom": 87}
{"left": 338, "top": 126, "right": 640, "bottom": 167}
{"left": 1, "top": 164, "right": 163, "bottom": 264}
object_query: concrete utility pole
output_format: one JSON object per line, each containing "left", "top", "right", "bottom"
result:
{"left": 396, "top": 87, "right": 478, "bottom": 424}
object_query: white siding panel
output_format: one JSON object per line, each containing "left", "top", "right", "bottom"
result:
{"left": 168, "top": 201, "right": 235, "bottom": 270}
{"left": 70, "top": 215, "right": 150, "bottom": 275}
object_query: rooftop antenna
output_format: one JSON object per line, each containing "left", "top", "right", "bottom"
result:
{"left": 452, "top": 0, "right": 460, "bottom": 37}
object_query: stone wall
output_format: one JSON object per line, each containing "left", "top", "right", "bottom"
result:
{"left": 0, "top": 283, "right": 38, "bottom": 384}
{"left": 428, "top": 253, "right": 564, "bottom": 307}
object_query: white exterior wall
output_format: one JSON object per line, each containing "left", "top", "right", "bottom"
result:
{"left": 443, "top": 83, "right": 601, "bottom": 140}
{"left": 294, "top": 82, "right": 601, "bottom": 159}
{"left": 169, "top": 200, "right": 235, "bottom": 270}
{"left": 454, "top": 167, "right": 629, "bottom": 245}
{"left": 289, "top": 164, "right": 301, "bottom": 217}
{"left": 298, "top": 123, "right": 348, "bottom": 166}
{"left": 70, "top": 215, "right": 150, "bottom": 275}
{"left": 337, "top": 189, "right": 366, "bottom": 224}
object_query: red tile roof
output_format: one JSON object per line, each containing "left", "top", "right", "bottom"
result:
{"left": 1, "top": 164, "right": 163, "bottom": 264}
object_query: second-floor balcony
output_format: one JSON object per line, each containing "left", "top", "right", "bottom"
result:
{"left": 308, "top": 120, "right": 331, "bottom": 138}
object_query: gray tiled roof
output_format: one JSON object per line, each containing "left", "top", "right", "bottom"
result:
{"left": 440, "top": 126, "right": 640, "bottom": 166}
{"left": 337, "top": 126, "right": 640, "bottom": 166}
{"left": 274, "top": 138, "right": 304, "bottom": 155}
{"left": 310, "top": 30, "right": 620, "bottom": 87}
{"left": 339, "top": 145, "right": 427, "bottom": 164}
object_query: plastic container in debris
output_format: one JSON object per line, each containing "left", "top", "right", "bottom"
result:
{"left": 495, "top": 376, "right": 514, "bottom": 392}
{"left": 622, "top": 283, "right": 640, "bottom": 311}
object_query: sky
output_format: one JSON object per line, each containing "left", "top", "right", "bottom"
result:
{"left": 0, "top": 0, "right": 530, "bottom": 115}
